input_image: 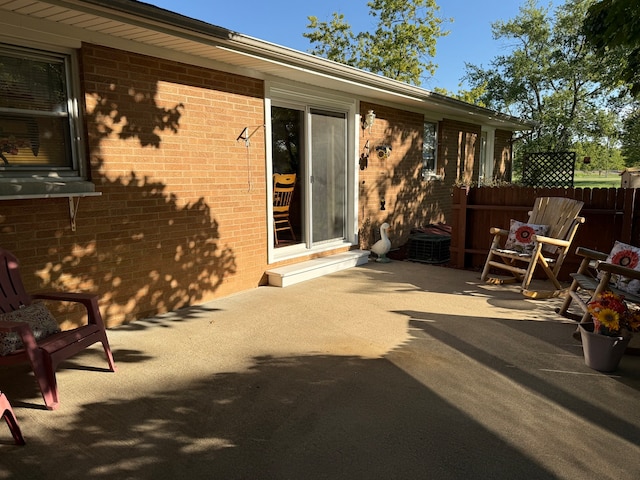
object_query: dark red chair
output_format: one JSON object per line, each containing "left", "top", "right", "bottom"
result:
{"left": 1, "top": 391, "right": 25, "bottom": 445}
{"left": 0, "top": 248, "right": 116, "bottom": 410}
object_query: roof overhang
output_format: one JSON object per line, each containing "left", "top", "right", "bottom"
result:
{"left": 0, "top": 0, "right": 533, "bottom": 131}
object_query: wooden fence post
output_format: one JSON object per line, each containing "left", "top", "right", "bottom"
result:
{"left": 456, "top": 186, "right": 469, "bottom": 268}
{"left": 621, "top": 188, "right": 636, "bottom": 243}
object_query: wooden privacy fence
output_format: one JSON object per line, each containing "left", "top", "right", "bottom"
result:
{"left": 451, "top": 186, "right": 639, "bottom": 281}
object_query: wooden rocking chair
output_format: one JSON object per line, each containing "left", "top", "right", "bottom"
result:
{"left": 480, "top": 197, "right": 585, "bottom": 298}
{"left": 0, "top": 248, "right": 116, "bottom": 410}
{"left": 273, "top": 173, "right": 296, "bottom": 245}
{"left": 557, "top": 246, "right": 640, "bottom": 324}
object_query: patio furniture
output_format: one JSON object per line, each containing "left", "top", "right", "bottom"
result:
{"left": 1, "top": 391, "right": 25, "bottom": 445}
{"left": 480, "top": 197, "right": 585, "bottom": 298}
{"left": 556, "top": 246, "right": 640, "bottom": 324}
{"left": 0, "top": 248, "right": 116, "bottom": 410}
{"left": 273, "top": 173, "right": 296, "bottom": 245}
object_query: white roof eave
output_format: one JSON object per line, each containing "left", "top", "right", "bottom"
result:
{"left": 0, "top": 0, "right": 533, "bottom": 130}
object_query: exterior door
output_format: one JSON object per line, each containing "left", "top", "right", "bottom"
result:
{"left": 271, "top": 105, "right": 348, "bottom": 251}
{"left": 309, "top": 109, "right": 347, "bottom": 245}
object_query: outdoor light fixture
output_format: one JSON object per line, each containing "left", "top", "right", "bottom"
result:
{"left": 363, "top": 110, "right": 376, "bottom": 133}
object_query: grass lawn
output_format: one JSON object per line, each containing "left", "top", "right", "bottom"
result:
{"left": 573, "top": 171, "right": 621, "bottom": 188}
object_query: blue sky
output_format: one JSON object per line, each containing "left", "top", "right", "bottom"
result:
{"left": 145, "top": 0, "right": 561, "bottom": 93}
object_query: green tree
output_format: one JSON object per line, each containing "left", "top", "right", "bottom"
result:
{"left": 574, "top": 108, "right": 625, "bottom": 170}
{"left": 433, "top": 84, "right": 488, "bottom": 107}
{"left": 304, "top": 0, "right": 450, "bottom": 85}
{"left": 464, "top": 0, "right": 621, "bottom": 153}
{"left": 582, "top": 0, "right": 640, "bottom": 97}
{"left": 574, "top": 142, "right": 625, "bottom": 173}
{"left": 621, "top": 107, "right": 640, "bottom": 165}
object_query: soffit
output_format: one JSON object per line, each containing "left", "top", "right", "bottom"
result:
{"left": 0, "top": 0, "right": 533, "bottom": 131}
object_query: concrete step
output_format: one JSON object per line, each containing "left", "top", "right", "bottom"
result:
{"left": 266, "top": 249, "right": 370, "bottom": 287}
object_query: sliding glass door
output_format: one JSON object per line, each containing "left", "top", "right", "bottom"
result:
{"left": 271, "top": 105, "right": 348, "bottom": 250}
{"left": 310, "top": 109, "right": 346, "bottom": 244}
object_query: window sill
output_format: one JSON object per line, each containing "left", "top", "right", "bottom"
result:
{"left": 0, "top": 180, "right": 98, "bottom": 199}
{"left": 0, "top": 191, "right": 101, "bottom": 200}
{"left": 422, "top": 173, "right": 444, "bottom": 181}
{"left": 0, "top": 180, "right": 100, "bottom": 231}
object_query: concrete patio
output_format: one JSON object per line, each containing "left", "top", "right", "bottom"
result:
{"left": 1, "top": 260, "right": 640, "bottom": 479}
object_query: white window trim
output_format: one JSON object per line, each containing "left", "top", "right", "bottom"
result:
{"left": 0, "top": 40, "right": 93, "bottom": 198}
{"left": 481, "top": 128, "right": 496, "bottom": 185}
{"left": 265, "top": 81, "right": 358, "bottom": 264}
{"left": 422, "top": 120, "right": 442, "bottom": 181}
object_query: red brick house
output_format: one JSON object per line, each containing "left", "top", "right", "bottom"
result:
{"left": 0, "top": 0, "right": 531, "bottom": 327}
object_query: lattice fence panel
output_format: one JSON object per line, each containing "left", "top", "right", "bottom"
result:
{"left": 521, "top": 151, "right": 576, "bottom": 187}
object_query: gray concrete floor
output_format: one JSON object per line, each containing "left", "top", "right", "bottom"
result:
{"left": 1, "top": 260, "right": 640, "bottom": 479}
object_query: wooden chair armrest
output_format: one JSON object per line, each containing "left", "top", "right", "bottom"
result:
{"left": 532, "top": 234, "right": 569, "bottom": 248}
{"left": 574, "top": 247, "right": 608, "bottom": 261}
{"left": 596, "top": 261, "right": 640, "bottom": 279}
{"left": 569, "top": 247, "right": 606, "bottom": 276}
{"left": 489, "top": 227, "right": 509, "bottom": 236}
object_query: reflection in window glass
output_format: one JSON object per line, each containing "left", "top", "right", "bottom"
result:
{"left": 0, "top": 47, "right": 73, "bottom": 169}
{"left": 271, "top": 106, "right": 302, "bottom": 175}
{"left": 422, "top": 121, "right": 437, "bottom": 179}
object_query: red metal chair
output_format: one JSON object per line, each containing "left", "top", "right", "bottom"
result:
{"left": 1, "top": 391, "right": 25, "bottom": 445}
{"left": 0, "top": 248, "right": 116, "bottom": 410}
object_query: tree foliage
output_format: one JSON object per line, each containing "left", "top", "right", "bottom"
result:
{"left": 432, "top": 85, "right": 487, "bottom": 107}
{"left": 575, "top": 141, "right": 625, "bottom": 172}
{"left": 582, "top": 0, "right": 640, "bottom": 98}
{"left": 304, "top": 0, "right": 450, "bottom": 85}
{"left": 464, "top": 0, "right": 623, "bottom": 155}
{"left": 621, "top": 106, "right": 640, "bottom": 165}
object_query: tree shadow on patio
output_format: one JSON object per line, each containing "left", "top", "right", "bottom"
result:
{"left": 1, "top": 353, "right": 560, "bottom": 479}
{"left": 395, "top": 309, "right": 640, "bottom": 454}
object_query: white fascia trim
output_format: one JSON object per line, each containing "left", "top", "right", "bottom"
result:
{"left": 7, "top": 1, "right": 532, "bottom": 130}
{"left": 0, "top": 12, "right": 81, "bottom": 49}
{"left": 0, "top": 9, "right": 258, "bottom": 81}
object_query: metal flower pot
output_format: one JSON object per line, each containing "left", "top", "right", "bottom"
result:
{"left": 579, "top": 322, "right": 631, "bottom": 372}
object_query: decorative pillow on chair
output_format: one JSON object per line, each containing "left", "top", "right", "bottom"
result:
{"left": 503, "top": 219, "right": 549, "bottom": 255}
{"left": 0, "top": 301, "right": 61, "bottom": 356}
{"left": 604, "top": 241, "right": 640, "bottom": 295}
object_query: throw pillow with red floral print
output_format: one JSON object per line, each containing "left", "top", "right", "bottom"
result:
{"left": 605, "top": 241, "right": 640, "bottom": 295}
{"left": 503, "top": 219, "right": 549, "bottom": 255}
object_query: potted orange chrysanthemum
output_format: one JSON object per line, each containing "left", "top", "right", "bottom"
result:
{"left": 580, "top": 291, "right": 640, "bottom": 372}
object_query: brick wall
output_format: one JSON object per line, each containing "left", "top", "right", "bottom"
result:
{"left": 0, "top": 44, "right": 269, "bottom": 327}
{"left": 356, "top": 108, "right": 504, "bottom": 250}
{"left": 358, "top": 102, "right": 450, "bottom": 250}
{"left": 0, "top": 43, "right": 514, "bottom": 327}
{"left": 438, "top": 119, "right": 481, "bottom": 185}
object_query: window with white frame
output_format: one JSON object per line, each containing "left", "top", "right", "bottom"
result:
{"left": 0, "top": 44, "right": 86, "bottom": 189}
{"left": 421, "top": 121, "right": 439, "bottom": 180}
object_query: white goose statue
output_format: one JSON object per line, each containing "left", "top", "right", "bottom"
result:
{"left": 371, "top": 222, "right": 391, "bottom": 263}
